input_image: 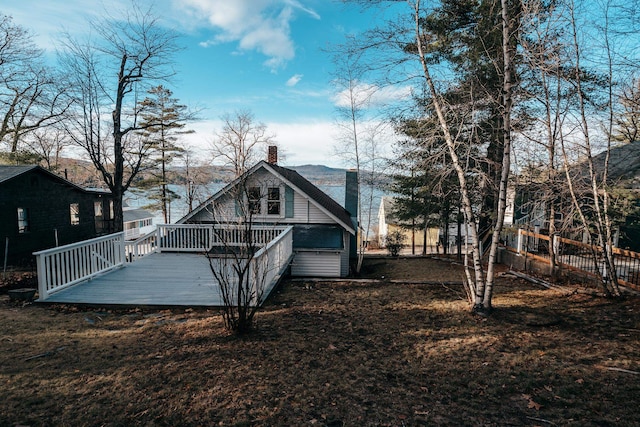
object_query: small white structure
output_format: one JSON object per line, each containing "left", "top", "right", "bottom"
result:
{"left": 123, "top": 206, "right": 154, "bottom": 240}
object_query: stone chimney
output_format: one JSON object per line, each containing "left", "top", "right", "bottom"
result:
{"left": 268, "top": 145, "right": 278, "bottom": 164}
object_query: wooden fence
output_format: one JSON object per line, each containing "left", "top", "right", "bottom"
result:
{"left": 502, "top": 228, "right": 640, "bottom": 291}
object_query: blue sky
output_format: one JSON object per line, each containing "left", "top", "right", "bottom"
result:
{"left": 3, "top": 0, "right": 402, "bottom": 167}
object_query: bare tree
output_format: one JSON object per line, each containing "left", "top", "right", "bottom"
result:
{"left": 183, "top": 146, "right": 211, "bottom": 214}
{"left": 330, "top": 36, "right": 388, "bottom": 272}
{"left": 558, "top": 0, "right": 622, "bottom": 296}
{"left": 60, "top": 4, "right": 179, "bottom": 231}
{"left": 0, "top": 15, "right": 71, "bottom": 157}
{"left": 210, "top": 110, "right": 277, "bottom": 177}
{"left": 26, "top": 128, "right": 69, "bottom": 171}
{"left": 205, "top": 175, "right": 284, "bottom": 334}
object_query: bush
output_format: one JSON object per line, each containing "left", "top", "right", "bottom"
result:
{"left": 385, "top": 230, "right": 406, "bottom": 257}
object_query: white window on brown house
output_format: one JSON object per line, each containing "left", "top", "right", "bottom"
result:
{"left": 70, "top": 203, "right": 80, "bottom": 225}
{"left": 17, "top": 207, "right": 30, "bottom": 233}
{"left": 267, "top": 187, "right": 281, "bottom": 215}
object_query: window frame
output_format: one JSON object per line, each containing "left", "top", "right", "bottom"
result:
{"left": 244, "top": 184, "right": 285, "bottom": 218}
{"left": 267, "top": 186, "right": 281, "bottom": 216}
{"left": 17, "top": 207, "right": 30, "bottom": 233}
{"left": 70, "top": 203, "right": 80, "bottom": 226}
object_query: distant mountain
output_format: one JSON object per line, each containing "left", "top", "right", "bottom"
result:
{"left": 287, "top": 164, "right": 349, "bottom": 185}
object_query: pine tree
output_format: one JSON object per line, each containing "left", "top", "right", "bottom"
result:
{"left": 137, "top": 85, "right": 192, "bottom": 223}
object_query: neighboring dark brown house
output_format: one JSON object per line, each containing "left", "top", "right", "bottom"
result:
{"left": 0, "top": 165, "right": 113, "bottom": 266}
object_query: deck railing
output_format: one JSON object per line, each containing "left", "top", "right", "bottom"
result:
{"left": 34, "top": 233, "right": 126, "bottom": 300}
{"left": 156, "top": 224, "right": 288, "bottom": 253}
{"left": 125, "top": 230, "right": 157, "bottom": 261}
{"left": 34, "top": 224, "right": 294, "bottom": 302}
{"left": 250, "top": 225, "right": 294, "bottom": 305}
{"left": 502, "top": 227, "right": 640, "bottom": 290}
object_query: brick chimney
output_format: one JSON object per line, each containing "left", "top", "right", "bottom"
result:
{"left": 268, "top": 145, "right": 278, "bottom": 164}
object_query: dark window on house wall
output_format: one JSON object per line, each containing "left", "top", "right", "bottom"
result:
{"left": 267, "top": 187, "right": 281, "bottom": 215}
{"left": 17, "top": 207, "right": 30, "bottom": 233}
{"left": 95, "top": 201, "right": 105, "bottom": 232}
{"left": 70, "top": 203, "right": 80, "bottom": 225}
{"left": 248, "top": 187, "right": 261, "bottom": 214}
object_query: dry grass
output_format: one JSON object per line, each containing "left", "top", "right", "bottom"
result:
{"left": 1, "top": 257, "right": 639, "bottom": 426}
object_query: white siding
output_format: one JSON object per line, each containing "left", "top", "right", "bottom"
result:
{"left": 307, "top": 202, "right": 333, "bottom": 223}
{"left": 340, "top": 231, "right": 350, "bottom": 277}
{"left": 291, "top": 251, "right": 341, "bottom": 277}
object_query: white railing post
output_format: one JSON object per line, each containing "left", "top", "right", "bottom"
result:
{"left": 33, "top": 232, "right": 126, "bottom": 299}
{"left": 36, "top": 252, "right": 47, "bottom": 300}
{"left": 517, "top": 228, "right": 523, "bottom": 254}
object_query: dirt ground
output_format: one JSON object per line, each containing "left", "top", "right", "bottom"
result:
{"left": 1, "top": 256, "right": 639, "bottom": 426}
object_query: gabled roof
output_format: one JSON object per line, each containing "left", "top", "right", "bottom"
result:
{"left": 179, "top": 160, "right": 355, "bottom": 234}
{"left": 0, "top": 165, "right": 110, "bottom": 195}
{"left": 0, "top": 165, "right": 39, "bottom": 183}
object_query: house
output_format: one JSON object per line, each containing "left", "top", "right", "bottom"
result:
{"left": 377, "top": 196, "right": 439, "bottom": 251}
{"left": 179, "top": 152, "right": 357, "bottom": 277}
{"left": 123, "top": 204, "right": 155, "bottom": 240}
{"left": 0, "top": 165, "right": 113, "bottom": 266}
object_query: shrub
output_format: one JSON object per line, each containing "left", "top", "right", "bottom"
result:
{"left": 385, "top": 230, "right": 406, "bottom": 257}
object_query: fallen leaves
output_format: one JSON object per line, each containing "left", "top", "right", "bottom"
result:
{"left": 522, "top": 394, "right": 543, "bottom": 411}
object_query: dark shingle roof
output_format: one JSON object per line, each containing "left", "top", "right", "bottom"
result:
{"left": 0, "top": 165, "right": 38, "bottom": 183}
{"left": 0, "top": 165, "right": 110, "bottom": 195}
{"left": 266, "top": 162, "right": 354, "bottom": 230}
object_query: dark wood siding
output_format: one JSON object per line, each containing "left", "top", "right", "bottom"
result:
{"left": 0, "top": 169, "right": 112, "bottom": 266}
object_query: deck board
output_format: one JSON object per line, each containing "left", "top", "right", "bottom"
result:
{"left": 40, "top": 253, "right": 227, "bottom": 306}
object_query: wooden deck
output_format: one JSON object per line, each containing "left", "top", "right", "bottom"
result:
{"left": 39, "top": 253, "right": 225, "bottom": 307}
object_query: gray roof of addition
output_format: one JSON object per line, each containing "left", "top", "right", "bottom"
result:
{"left": 123, "top": 208, "right": 154, "bottom": 223}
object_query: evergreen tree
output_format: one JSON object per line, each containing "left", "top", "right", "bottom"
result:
{"left": 137, "top": 85, "right": 192, "bottom": 223}
{"left": 389, "top": 115, "right": 460, "bottom": 255}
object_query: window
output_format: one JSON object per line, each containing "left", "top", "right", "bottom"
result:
{"left": 94, "top": 201, "right": 105, "bottom": 233}
{"left": 248, "top": 187, "right": 262, "bottom": 214}
{"left": 70, "top": 203, "right": 80, "bottom": 225}
{"left": 267, "top": 187, "right": 281, "bottom": 215}
{"left": 94, "top": 201, "right": 103, "bottom": 218}
{"left": 17, "top": 208, "right": 30, "bottom": 233}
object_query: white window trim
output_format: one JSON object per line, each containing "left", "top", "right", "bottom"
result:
{"left": 245, "top": 183, "right": 285, "bottom": 219}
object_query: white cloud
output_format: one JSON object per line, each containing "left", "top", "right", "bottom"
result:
{"left": 176, "top": 118, "right": 343, "bottom": 167}
{"left": 268, "top": 121, "right": 339, "bottom": 166}
{"left": 177, "top": 0, "right": 319, "bottom": 70}
{"left": 286, "top": 74, "right": 303, "bottom": 87}
{"left": 331, "top": 82, "right": 413, "bottom": 109}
